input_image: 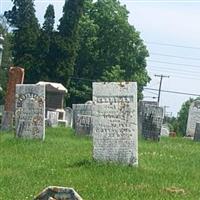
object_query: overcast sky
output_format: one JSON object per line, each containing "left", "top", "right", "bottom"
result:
{"left": 2, "top": 0, "right": 200, "bottom": 116}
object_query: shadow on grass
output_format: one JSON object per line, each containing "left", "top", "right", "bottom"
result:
{"left": 66, "top": 159, "right": 93, "bottom": 168}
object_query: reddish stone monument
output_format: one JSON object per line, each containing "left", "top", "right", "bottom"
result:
{"left": 1, "top": 67, "right": 24, "bottom": 131}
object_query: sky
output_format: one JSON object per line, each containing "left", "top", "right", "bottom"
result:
{"left": 1, "top": 0, "right": 200, "bottom": 116}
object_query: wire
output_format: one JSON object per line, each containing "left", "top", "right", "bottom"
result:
{"left": 144, "top": 87, "right": 200, "bottom": 97}
{"left": 146, "top": 42, "right": 200, "bottom": 50}
{"left": 150, "top": 52, "right": 200, "bottom": 61}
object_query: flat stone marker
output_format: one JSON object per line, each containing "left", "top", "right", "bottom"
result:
{"left": 194, "top": 123, "right": 200, "bottom": 141}
{"left": 47, "top": 111, "right": 59, "bottom": 127}
{"left": 1, "top": 67, "right": 24, "bottom": 131}
{"left": 34, "top": 186, "right": 83, "bottom": 200}
{"left": 92, "top": 82, "right": 138, "bottom": 166}
{"left": 186, "top": 100, "right": 200, "bottom": 137}
{"left": 15, "top": 84, "right": 45, "bottom": 140}
{"left": 72, "top": 104, "right": 92, "bottom": 135}
{"left": 141, "top": 105, "right": 163, "bottom": 141}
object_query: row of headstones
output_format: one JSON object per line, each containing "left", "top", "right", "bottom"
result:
{"left": 73, "top": 98, "right": 164, "bottom": 141}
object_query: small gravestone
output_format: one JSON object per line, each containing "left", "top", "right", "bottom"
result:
{"left": 194, "top": 123, "right": 200, "bottom": 141}
{"left": 72, "top": 104, "right": 92, "bottom": 135}
{"left": 92, "top": 82, "right": 138, "bottom": 166}
{"left": 65, "top": 107, "right": 73, "bottom": 127}
{"left": 1, "top": 67, "right": 24, "bottom": 131}
{"left": 47, "top": 111, "right": 59, "bottom": 127}
{"left": 34, "top": 186, "right": 83, "bottom": 200}
{"left": 15, "top": 84, "right": 45, "bottom": 140}
{"left": 186, "top": 100, "right": 200, "bottom": 137}
{"left": 142, "top": 105, "right": 163, "bottom": 141}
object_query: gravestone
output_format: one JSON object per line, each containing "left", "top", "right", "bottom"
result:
{"left": 47, "top": 111, "right": 59, "bottom": 127}
{"left": 186, "top": 100, "right": 200, "bottom": 137}
{"left": 92, "top": 82, "right": 138, "bottom": 166}
{"left": 34, "top": 186, "right": 83, "bottom": 200}
{"left": 72, "top": 104, "right": 92, "bottom": 135}
{"left": 138, "top": 101, "right": 158, "bottom": 134}
{"left": 1, "top": 67, "right": 24, "bottom": 131}
{"left": 161, "top": 124, "right": 170, "bottom": 137}
{"left": 15, "top": 84, "right": 45, "bottom": 140}
{"left": 194, "top": 123, "right": 200, "bottom": 141}
{"left": 141, "top": 105, "right": 163, "bottom": 141}
{"left": 65, "top": 107, "right": 73, "bottom": 127}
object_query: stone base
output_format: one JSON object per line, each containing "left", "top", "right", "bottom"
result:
{"left": 1, "top": 111, "right": 13, "bottom": 131}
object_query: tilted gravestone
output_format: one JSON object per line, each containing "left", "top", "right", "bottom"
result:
{"left": 65, "top": 107, "right": 73, "bottom": 127}
{"left": 141, "top": 105, "right": 163, "bottom": 141}
{"left": 194, "top": 123, "right": 200, "bottom": 141}
{"left": 15, "top": 84, "right": 45, "bottom": 140}
{"left": 34, "top": 186, "right": 83, "bottom": 200}
{"left": 92, "top": 82, "right": 138, "bottom": 166}
{"left": 1, "top": 67, "right": 24, "bottom": 131}
{"left": 186, "top": 100, "right": 200, "bottom": 137}
{"left": 47, "top": 111, "right": 59, "bottom": 127}
{"left": 72, "top": 104, "right": 92, "bottom": 135}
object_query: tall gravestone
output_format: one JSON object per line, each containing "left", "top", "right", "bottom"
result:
{"left": 92, "top": 82, "right": 138, "bottom": 166}
{"left": 15, "top": 84, "right": 45, "bottom": 140}
{"left": 72, "top": 104, "right": 92, "bottom": 135}
{"left": 194, "top": 123, "right": 200, "bottom": 141}
{"left": 141, "top": 105, "right": 163, "bottom": 141}
{"left": 186, "top": 100, "right": 200, "bottom": 137}
{"left": 1, "top": 67, "right": 24, "bottom": 131}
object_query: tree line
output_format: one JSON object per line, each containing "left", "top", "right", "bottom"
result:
{"left": 0, "top": 0, "right": 150, "bottom": 106}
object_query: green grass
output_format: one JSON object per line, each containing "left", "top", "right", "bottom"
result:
{"left": 1, "top": 127, "right": 200, "bottom": 200}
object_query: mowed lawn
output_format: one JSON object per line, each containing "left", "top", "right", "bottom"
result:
{"left": 1, "top": 127, "right": 200, "bottom": 200}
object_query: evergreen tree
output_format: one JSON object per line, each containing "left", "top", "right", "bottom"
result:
{"left": 43, "top": 4, "right": 55, "bottom": 34}
{"left": 4, "top": 0, "right": 40, "bottom": 83}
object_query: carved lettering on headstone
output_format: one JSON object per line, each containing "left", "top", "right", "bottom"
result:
{"left": 92, "top": 82, "right": 138, "bottom": 166}
{"left": 15, "top": 84, "right": 45, "bottom": 140}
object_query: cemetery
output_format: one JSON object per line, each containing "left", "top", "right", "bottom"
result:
{"left": 1, "top": 0, "right": 200, "bottom": 199}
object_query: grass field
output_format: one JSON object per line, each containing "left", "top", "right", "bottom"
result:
{"left": 1, "top": 127, "right": 200, "bottom": 200}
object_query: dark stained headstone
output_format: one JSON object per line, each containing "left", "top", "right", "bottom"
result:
{"left": 1, "top": 67, "right": 24, "bottom": 131}
{"left": 142, "top": 105, "right": 163, "bottom": 141}
{"left": 194, "top": 123, "right": 200, "bottom": 141}
{"left": 34, "top": 186, "right": 83, "bottom": 200}
{"left": 72, "top": 104, "right": 92, "bottom": 135}
{"left": 15, "top": 84, "right": 45, "bottom": 140}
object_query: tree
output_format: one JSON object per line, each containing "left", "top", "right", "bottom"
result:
{"left": 177, "top": 98, "right": 194, "bottom": 136}
{"left": 70, "top": 0, "right": 150, "bottom": 104}
{"left": 4, "top": 0, "right": 40, "bottom": 83}
{"left": 43, "top": 4, "right": 55, "bottom": 34}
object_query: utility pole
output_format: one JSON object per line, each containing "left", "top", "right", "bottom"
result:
{"left": 155, "top": 74, "right": 170, "bottom": 105}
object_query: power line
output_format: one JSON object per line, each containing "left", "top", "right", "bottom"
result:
{"left": 148, "top": 59, "right": 200, "bottom": 68}
{"left": 150, "top": 52, "right": 200, "bottom": 61}
{"left": 146, "top": 42, "right": 200, "bottom": 50}
{"left": 144, "top": 87, "right": 200, "bottom": 97}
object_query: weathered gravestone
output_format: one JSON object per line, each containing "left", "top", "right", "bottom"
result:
{"left": 194, "top": 123, "right": 200, "bottom": 141}
{"left": 138, "top": 101, "right": 158, "bottom": 134}
{"left": 47, "top": 111, "right": 59, "bottom": 127}
{"left": 65, "top": 107, "right": 73, "bottom": 127}
{"left": 15, "top": 84, "right": 45, "bottom": 140}
{"left": 34, "top": 186, "right": 83, "bottom": 200}
{"left": 92, "top": 82, "right": 138, "bottom": 166}
{"left": 141, "top": 105, "right": 163, "bottom": 141}
{"left": 72, "top": 104, "right": 92, "bottom": 135}
{"left": 186, "top": 100, "right": 200, "bottom": 137}
{"left": 1, "top": 67, "right": 24, "bottom": 131}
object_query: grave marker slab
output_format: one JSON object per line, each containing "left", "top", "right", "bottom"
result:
{"left": 47, "top": 111, "right": 59, "bottom": 127}
{"left": 141, "top": 105, "right": 163, "bottom": 141}
{"left": 65, "top": 107, "right": 73, "bottom": 127}
{"left": 194, "top": 123, "right": 200, "bottom": 141}
{"left": 186, "top": 100, "right": 200, "bottom": 137}
{"left": 92, "top": 82, "right": 138, "bottom": 166}
{"left": 72, "top": 104, "right": 92, "bottom": 135}
{"left": 15, "top": 84, "right": 45, "bottom": 140}
{"left": 1, "top": 67, "right": 24, "bottom": 131}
